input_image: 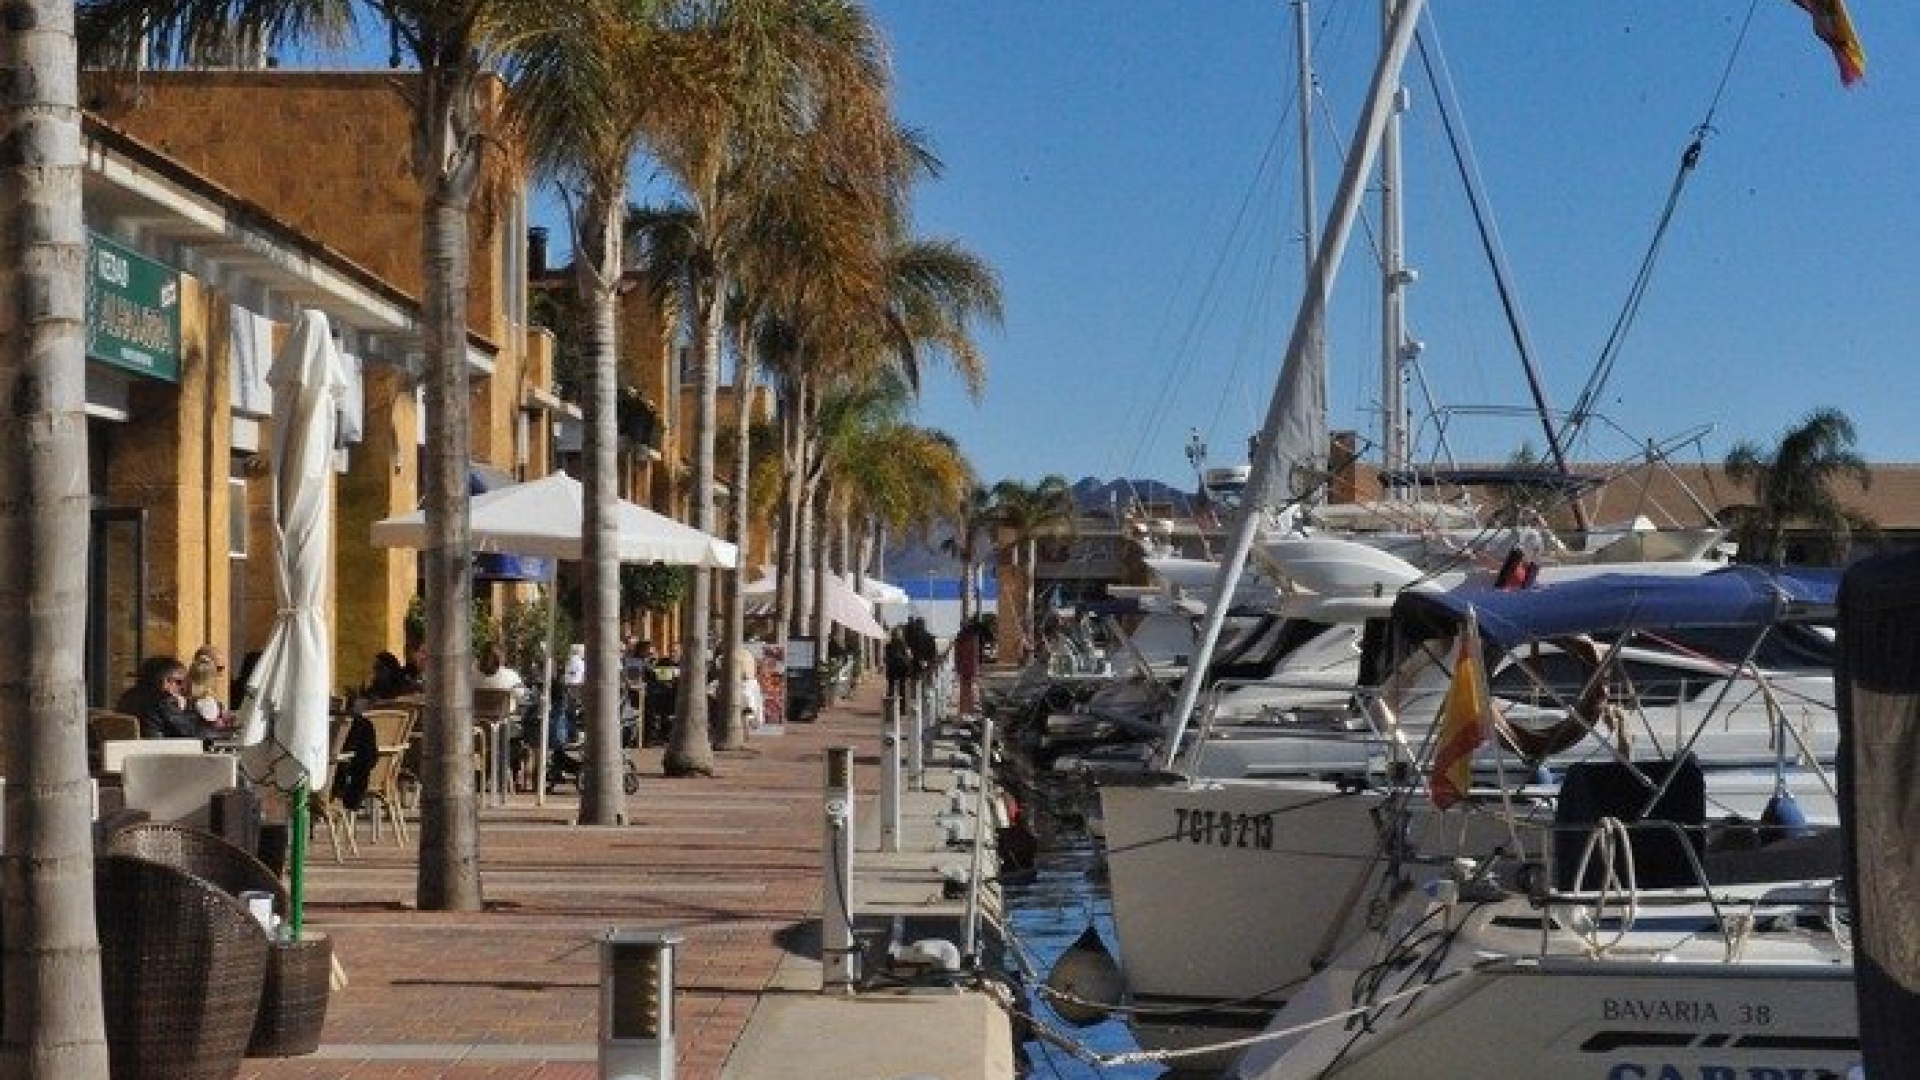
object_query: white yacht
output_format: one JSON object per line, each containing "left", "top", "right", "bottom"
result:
{"left": 1098, "top": 565, "right": 1842, "bottom": 1070}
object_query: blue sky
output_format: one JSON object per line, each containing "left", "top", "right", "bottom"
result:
{"left": 870, "top": 1, "right": 1920, "bottom": 490}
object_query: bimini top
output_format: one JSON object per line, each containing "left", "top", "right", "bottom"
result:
{"left": 1391, "top": 564, "right": 1841, "bottom": 656}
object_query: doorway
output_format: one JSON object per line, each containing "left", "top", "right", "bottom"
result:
{"left": 88, "top": 506, "right": 146, "bottom": 707}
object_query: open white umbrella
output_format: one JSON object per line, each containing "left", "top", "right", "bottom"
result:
{"left": 740, "top": 567, "right": 885, "bottom": 640}
{"left": 370, "top": 470, "right": 737, "bottom": 567}
{"left": 370, "top": 469, "right": 737, "bottom": 799}
{"left": 236, "top": 308, "right": 346, "bottom": 936}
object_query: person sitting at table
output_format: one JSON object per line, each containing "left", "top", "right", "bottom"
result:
{"left": 332, "top": 709, "right": 379, "bottom": 811}
{"left": 474, "top": 644, "right": 527, "bottom": 702}
{"left": 365, "top": 650, "right": 414, "bottom": 701}
{"left": 187, "top": 644, "right": 234, "bottom": 736}
{"left": 117, "top": 655, "right": 201, "bottom": 739}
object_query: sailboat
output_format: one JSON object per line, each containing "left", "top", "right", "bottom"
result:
{"left": 1085, "top": 3, "right": 1856, "bottom": 1071}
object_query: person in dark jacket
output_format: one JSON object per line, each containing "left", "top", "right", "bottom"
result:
{"left": 365, "top": 650, "right": 414, "bottom": 700}
{"left": 883, "top": 628, "right": 914, "bottom": 699}
{"left": 905, "top": 616, "right": 938, "bottom": 678}
{"left": 117, "top": 655, "right": 201, "bottom": 739}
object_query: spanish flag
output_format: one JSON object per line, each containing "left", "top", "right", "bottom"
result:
{"left": 1793, "top": 0, "right": 1867, "bottom": 86}
{"left": 1429, "top": 609, "right": 1494, "bottom": 809}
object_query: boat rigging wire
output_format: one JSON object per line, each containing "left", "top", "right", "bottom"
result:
{"left": 1559, "top": 0, "right": 1763, "bottom": 450}
{"left": 1411, "top": 19, "right": 1576, "bottom": 512}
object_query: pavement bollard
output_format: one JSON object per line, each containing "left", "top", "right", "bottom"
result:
{"left": 880, "top": 697, "right": 901, "bottom": 854}
{"left": 822, "top": 746, "right": 858, "bottom": 993}
{"left": 908, "top": 682, "right": 926, "bottom": 791}
{"left": 600, "top": 929, "right": 681, "bottom": 1080}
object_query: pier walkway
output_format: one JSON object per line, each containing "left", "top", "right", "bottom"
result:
{"left": 234, "top": 677, "right": 1013, "bottom": 1080}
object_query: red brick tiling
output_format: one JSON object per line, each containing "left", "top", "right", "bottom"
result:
{"left": 235, "top": 683, "right": 888, "bottom": 1080}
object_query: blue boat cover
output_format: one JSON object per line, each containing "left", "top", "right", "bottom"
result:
{"left": 1392, "top": 564, "right": 1840, "bottom": 654}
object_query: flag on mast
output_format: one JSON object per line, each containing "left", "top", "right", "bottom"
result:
{"left": 1793, "top": 0, "right": 1867, "bottom": 86}
{"left": 1429, "top": 608, "right": 1494, "bottom": 809}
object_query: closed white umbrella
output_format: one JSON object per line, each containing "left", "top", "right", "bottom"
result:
{"left": 236, "top": 309, "right": 345, "bottom": 935}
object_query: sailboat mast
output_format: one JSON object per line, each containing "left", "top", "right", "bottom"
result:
{"left": 1160, "top": 0, "right": 1429, "bottom": 767}
{"left": 1295, "top": 0, "right": 1317, "bottom": 270}
{"left": 1296, "top": 0, "right": 1324, "bottom": 480}
{"left": 1380, "top": 0, "right": 1414, "bottom": 487}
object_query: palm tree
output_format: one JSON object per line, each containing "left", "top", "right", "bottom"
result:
{"left": 990, "top": 475, "right": 1076, "bottom": 657}
{"left": 941, "top": 484, "right": 995, "bottom": 625}
{"left": 513, "top": 0, "right": 699, "bottom": 823}
{"left": 1723, "top": 407, "right": 1873, "bottom": 565}
{"left": 1, "top": 6, "right": 112, "bottom": 1074}
{"left": 805, "top": 381, "right": 969, "bottom": 657}
{"left": 635, "top": 0, "right": 905, "bottom": 776}
{"left": 767, "top": 229, "right": 1000, "bottom": 653}
{"left": 80, "top": 0, "right": 604, "bottom": 909}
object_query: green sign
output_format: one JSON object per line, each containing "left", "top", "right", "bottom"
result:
{"left": 86, "top": 231, "right": 181, "bottom": 382}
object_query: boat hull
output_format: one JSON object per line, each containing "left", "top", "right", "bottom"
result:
{"left": 1233, "top": 959, "right": 1858, "bottom": 1080}
{"left": 1098, "top": 777, "right": 1394, "bottom": 1068}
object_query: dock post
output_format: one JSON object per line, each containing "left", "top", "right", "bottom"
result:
{"left": 962, "top": 715, "right": 994, "bottom": 968}
{"left": 880, "top": 697, "right": 901, "bottom": 854}
{"left": 908, "top": 680, "right": 926, "bottom": 791}
{"left": 822, "top": 746, "right": 859, "bottom": 992}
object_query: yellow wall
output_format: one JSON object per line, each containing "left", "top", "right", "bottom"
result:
{"left": 86, "top": 69, "right": 545, "bottom": 685}
{"left": 102, "top": 276, "right": 230, "bottom": 676}
{"left": 83, "top": 70, "right": 514, "bottom": 345}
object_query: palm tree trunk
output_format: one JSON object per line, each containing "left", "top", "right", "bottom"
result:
{"left": 417, "top": 187, "right": 483, "bottom": 911}
{"left": 0, "top": 6, "right": 112, "bottom": 1072}
{"left": 666, "top": 271, "right": 724, "bottom": 776}
{"left": 811, "top": 486, "right": 833, "bottom": 682}
{"left": 714, "top": 342, "right": 757, "bottom": 750}
{"left": 775, "top": 381, "right": 803, "bottom": 638}
{"left": 1025, "top": 537, "right": 1041, "bottom": 650}
{"left": 577, "top": 179, "right": 627, "bottom": 822}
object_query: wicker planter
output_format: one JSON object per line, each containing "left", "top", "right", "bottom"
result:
{"left": 247, "top": 932, "right": 333, "bottom": 1057}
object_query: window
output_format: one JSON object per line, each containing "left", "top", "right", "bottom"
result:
{"left": 228, "top": 476, "right": 249, "bottom": 558}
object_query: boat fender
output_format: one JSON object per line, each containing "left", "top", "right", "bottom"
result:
{"left": 889, "top": 938, "right": 961, "bottom": 973}
{"left": 1760, "top": 788, "right": 1811, "bottom": 841}
{"left": 1044, "top": 924, "right": 1124, "bottom": 1027}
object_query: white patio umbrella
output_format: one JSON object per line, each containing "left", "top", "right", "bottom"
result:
{"left": 740, "top": 567, "right": 885, "bottom": 640}
{"left": 236, "top": 308, "right": 346, "bottom": 936}
{"left": 370, "top": 470, "right": 738, "bottom": 799}
{"left": 370, "top": 471, "right": 737, "bottom": 566}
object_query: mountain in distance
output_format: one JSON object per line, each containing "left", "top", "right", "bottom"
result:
{"left": 881, "top": 476, "right": 1195, "bottom": 582}
{"left": 1067, "top": 476, "right": 1198, "bottom": 518}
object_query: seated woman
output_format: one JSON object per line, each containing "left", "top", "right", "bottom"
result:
{"left": 116, "top": 656, "right": 201, "bottom": 740}
{"left": 186, "top": 644, "right": 233, "bottom": 736}
{"left": 474, "top": 645, "right": 527, "bottom": 702}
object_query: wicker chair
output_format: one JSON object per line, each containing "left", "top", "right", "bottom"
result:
{"left": 95, "top": 854, "right": 270, "bottom": 1080}
{"left": 106, "top": 821, "right": 289, "bottom": 918}
{"left": 360, "top": 707, "right": 416, "bottom": 844}
{"left": 316, "top": 714, "right": 361, "bottom": 862}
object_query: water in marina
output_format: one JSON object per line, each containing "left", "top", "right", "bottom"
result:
{"left": 1000, "top": 780, "right": 1168, "bottom": 1080}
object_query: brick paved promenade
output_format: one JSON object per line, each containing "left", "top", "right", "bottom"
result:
{"left": 236, "top": 680, "right": 892, "bottom": 1080}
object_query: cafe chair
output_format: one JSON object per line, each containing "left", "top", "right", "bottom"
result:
{"left": 95, "top": 853, "right": 269, "bottom": 1080}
